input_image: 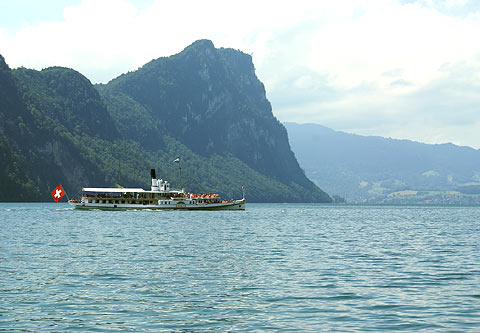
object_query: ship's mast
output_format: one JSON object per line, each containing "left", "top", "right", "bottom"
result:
{"left": 174, "top": 157, "right": 182, "bottom": 191}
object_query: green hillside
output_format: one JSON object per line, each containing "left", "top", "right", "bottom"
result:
{"left": 0, "top": 43, "right": 331, "bottom": 203}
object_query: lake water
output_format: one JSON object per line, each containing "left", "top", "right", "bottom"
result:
{"left": 1, "top": 203, "right": 479, "bottom": 331}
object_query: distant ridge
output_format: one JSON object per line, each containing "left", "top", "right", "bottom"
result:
{"left": 285, "top": 122, "right": 480, "bottom": 203}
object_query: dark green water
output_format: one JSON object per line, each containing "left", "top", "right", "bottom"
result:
{"left": 1, "top": 203, "right": 479, "bottom": 331}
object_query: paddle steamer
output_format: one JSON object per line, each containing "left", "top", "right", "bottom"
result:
{"left": 69, "top": 169, "right": 245, "bottom": 210}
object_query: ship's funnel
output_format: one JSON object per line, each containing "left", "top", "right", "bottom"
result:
{"left": 150, "top": 168, "right": 156, "bottom": 179}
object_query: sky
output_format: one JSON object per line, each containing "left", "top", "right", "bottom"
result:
{"left": 1, "top": 0, "right": 480, "bottom": 148}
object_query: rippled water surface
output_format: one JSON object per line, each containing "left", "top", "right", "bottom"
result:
{"left": 1, "top": 203, "right": 479, "bottom": 331}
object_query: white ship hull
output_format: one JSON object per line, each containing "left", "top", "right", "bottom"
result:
{"left": 69, "top": 199, "right": 245, "bottom": 211}
{"left": 69, "top": 168, "right": 245, "bottom": 211}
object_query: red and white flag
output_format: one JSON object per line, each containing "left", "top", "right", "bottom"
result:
{"left": 51, "top": 184, "right": 65, "bottom": 203}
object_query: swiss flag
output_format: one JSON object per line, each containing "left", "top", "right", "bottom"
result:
{"left": 51, "top": 184, "right": 65, "bottom": 203}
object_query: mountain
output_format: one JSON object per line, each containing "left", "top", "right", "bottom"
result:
{"left": 285, "top": 122, "right": 480, "bottom": 203}
{"left": 0, "top": 56, "right": 117, "bottom": 201}
{"left": 0, "top": 54, "right": 40, "bottom": 200}
{"left": 99, "top": 40, "right": 314, "bottom": 189}
{"left": 0, "top": 41, "right": 331, "bottom": 203}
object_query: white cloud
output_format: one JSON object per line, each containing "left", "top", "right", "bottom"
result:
{"left": 1, "top": 0, "right": 480, "bottom": 148}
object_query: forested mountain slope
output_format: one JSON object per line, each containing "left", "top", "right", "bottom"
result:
{"left": 0, "top": 42, "right": 331, "bottom": 202}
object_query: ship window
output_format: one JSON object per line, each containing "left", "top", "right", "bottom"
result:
{"left": 121, "top": 200, "right": 125, "bottom": 204}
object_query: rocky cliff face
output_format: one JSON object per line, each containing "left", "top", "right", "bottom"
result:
{"left": 101, "top": 40, "right": 321, "bottom": 193}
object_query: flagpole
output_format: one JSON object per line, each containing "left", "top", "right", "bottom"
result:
{"left": 174, "top": 157, "right": 182, "bottom": 191}
{"left": 178, "top": 160, "right": 182, "bottom": 191}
